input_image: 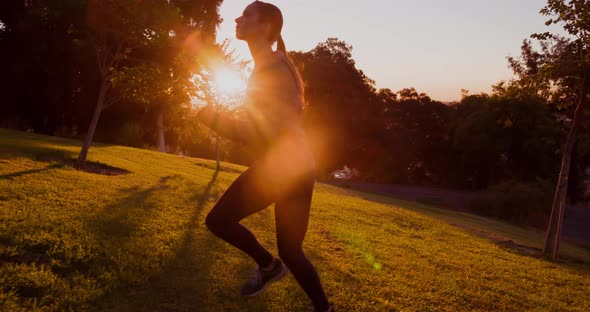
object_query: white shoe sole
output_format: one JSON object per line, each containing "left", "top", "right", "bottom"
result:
{"left": 243, "top": 265, "right": 289, "bottom": 297}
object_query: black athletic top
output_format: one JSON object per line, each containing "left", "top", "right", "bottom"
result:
{"left": 198, "top": 51, "right": 315, "bottom": 172}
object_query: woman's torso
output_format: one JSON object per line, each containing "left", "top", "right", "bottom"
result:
{"left": 246, "top": 52, "right": 316, "bottom": 173}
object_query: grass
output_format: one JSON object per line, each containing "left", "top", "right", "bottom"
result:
{"left": 1, "top": 128, "right": 589, "bottom": 311}
{"left": 342, "top": 189, "right": 590, "bottom": 263}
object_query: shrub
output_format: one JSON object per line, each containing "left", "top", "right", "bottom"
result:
{"left": 470, "top": 180, "right": 553, "bottom": 226}
{"left": 117, "top": 121, "right": 144, "bottom": 147}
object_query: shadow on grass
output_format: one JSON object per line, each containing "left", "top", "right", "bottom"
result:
{"left": 103, "top": 169, "right": 276, "bottom": 311}
{"left": 0, "top": 163, "right": 63, "bottom": 179}
{"left": 1, "top": 130, "right": 131, "bottom": 176}
{"left": 0, "top": 143, "right": 130, "bottom": 176}
{"left": 0, "top": 145, "right": 77, "bottom": 162}
{"left": 79, "top": 174, "right": 195, "bottom": 310}
{"left": 154, "top": 169, "right": 226, "bottom": 310}
{"left": 20, "top": 176, "right": 187, "bottom": 281}
{"left": 90, "top": 175, "right": 182, "bottom": 239}
{"left": 90, "top": 169, "right": 264, "bottom": 311}
{"left": 195, "top": 162, "right": 244, "bottom": 174}
{"left": 0, "top": 128, "right": 118, "bottom": 149}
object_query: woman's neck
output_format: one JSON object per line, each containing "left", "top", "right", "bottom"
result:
{"left": 248, "top": 40, "right": 275, "bottom": 68}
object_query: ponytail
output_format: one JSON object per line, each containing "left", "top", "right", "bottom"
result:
{"left": 275, "top": 35, "right": 306, "bottom": 110}
{"left": 277, "top": 34, "right": 287, "bottom": 54}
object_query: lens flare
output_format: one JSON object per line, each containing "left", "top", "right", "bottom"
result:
{"left": 213, "top": 67, "right": 247, "bottom": 96}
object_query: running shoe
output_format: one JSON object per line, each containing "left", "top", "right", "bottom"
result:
{"left": 240, "top": 258, "right": 289, "bottom": 297}
{"left": 314, "top": 303, "right": 335, "bottom": 312}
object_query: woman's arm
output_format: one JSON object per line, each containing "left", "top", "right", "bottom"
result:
{"left": 196, "top": 105, "right": 255, "bottom": 142}
{"left": 197, "top": 61, "right": 302, "bottom": 144}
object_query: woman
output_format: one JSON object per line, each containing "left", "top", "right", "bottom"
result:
{"left": 197, "top": 1, "right": 334, "bottom": 311}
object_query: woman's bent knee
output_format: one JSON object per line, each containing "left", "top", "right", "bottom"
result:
{"left": 206, "top": 209, "right": 242, "bottom": 236}
{"left": 205, "top": 211, "right": 223, "bottom": 234}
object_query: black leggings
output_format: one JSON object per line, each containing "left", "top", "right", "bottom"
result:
{"left": 205, "top": 163, "right": 330, "bottom": 310}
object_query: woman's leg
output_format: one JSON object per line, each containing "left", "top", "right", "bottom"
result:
{"left": 205, "top": 166, "right": 275, "bottom": 267}
{"left": 275, "top": 172, "right": 330, "bottom": 311}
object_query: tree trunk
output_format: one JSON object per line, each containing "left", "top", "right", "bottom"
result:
{"left": 216, "top": 135, "right": 221, "bottom": 171}
{"left": 77, "top": 78, "right": 108, "bottom": 167}
{"left": 544, "top": 97, "right": 585, "bottom": 259}
{"left": 157, "top": 108, "right": 165, "bottom": 152}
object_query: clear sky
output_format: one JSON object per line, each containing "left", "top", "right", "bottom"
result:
{"left": 216, "top": 0, "right": 563, "bottom": 102}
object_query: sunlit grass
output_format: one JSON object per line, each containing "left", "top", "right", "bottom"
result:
{"left": 1, "top": 128, "right": 589, "bottom": 311}
{"left": 335, "top": 187, "right": 590, "bottom": 263}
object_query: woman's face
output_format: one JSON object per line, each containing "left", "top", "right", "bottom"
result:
{"left": 235, "top": 3, "right": 269, "bottom": 42}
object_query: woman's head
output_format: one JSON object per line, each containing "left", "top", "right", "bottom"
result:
{"left": 235, "top": 1, "right": 286, "bottom": 53}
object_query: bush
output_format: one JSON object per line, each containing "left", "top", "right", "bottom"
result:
{"left": 470, "top": 180, "right": 553, "bottom": 226}
{"left": 117, "top": 121, "right": 144, "bottom": 148}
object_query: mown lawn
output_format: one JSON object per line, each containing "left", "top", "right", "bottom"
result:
{"left": 338, "top": 187, "right": 590, "bottom": 264}
{"left": 1, "top": 128, "right": 589, "bottom": 311}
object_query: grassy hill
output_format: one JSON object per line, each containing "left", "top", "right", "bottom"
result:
{"left": 1, "top": 128, "right": 589, "bottom": 311}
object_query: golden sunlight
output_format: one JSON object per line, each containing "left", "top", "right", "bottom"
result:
{"left": 213, "top": 67, "right": 247, "bottom": 97}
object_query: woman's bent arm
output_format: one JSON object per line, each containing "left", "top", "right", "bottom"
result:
{"left": 197, "top": 61, "right": 302, "bottom": 144}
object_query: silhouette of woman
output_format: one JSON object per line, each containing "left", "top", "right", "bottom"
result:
{"left": 197, "top": 1, "right": 333, "bottom": 311}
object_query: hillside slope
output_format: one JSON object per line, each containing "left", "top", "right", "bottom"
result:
{"left": 1, "top": 129, "right": 589, "bottom": 311}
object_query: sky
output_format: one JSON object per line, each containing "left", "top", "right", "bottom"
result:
{"left": 216, "top": 0, "right": 563, "bottom": 102}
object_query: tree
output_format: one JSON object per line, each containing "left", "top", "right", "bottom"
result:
{"left": 0, "top": 1, "right": 90, "bottom": 134}
{"left": 78, "top": 0, "right": 184, "bottom": 165}
{"left": 0, "top": 0, "right": 224, "bottom": 159}
{"left": 290, "top": 38, "right": 382, "bottom": 178}
{"left": 381, "top": 88, "right": 451, "bottom": 184}
{"left": 111, "top": 64, "right": 187, "bottom": 152}
{"left": 90, "top": 0, "right": 223, "bottom": 155}
{"left": 509, "top": 0, "right": 590, "bottom": 259}
{"left": 450, "top": 89, "right": 563, "bottom": 190}
{"left": 171, "top": 0, "right": 223, "bottom": 42}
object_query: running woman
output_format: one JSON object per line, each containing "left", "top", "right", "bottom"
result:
{"left": 197, "top": 1, "right": 333, "bottom": 311}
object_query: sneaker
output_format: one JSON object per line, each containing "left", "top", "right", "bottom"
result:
{"left": 240, "top": 258, "right": 289, "bottom": 297}
{"left": 314, "top": 303, "right": 335, "bottom": 312}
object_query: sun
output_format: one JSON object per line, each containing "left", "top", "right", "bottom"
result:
{"left": 213, "top": 66, "right": 247, "bottom": 97}
{"left": 191, "top": 65, "right": 247, "bottom": 109}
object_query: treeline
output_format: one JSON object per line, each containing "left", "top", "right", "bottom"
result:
{"left": 296, "top": 39, "right": 588, "bottom": 202}
{"left": 0, "top": 0, "right": 225, "bottom": 162}
{"left": 1, "top": 2, "right": 588, "bottom": 210}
